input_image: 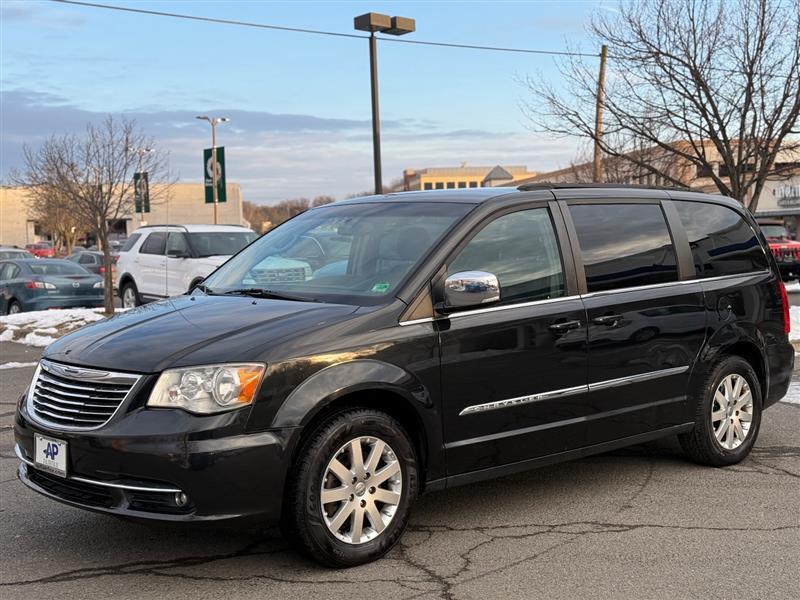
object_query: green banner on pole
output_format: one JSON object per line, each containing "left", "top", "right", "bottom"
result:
{"left": 133, "top": 172, "right": 150, "bottom": 213}
{"left": 204, "top": 147, "right": 227, "bottom": 204}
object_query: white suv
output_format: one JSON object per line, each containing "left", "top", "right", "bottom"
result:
{"left": 116, "top": 224, "right": 257, "bottom": 308}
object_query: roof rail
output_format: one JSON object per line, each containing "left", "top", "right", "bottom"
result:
{"left": 134, "top": 224, "right": 189, "bottom": 231}
{"left": 517, "top": 182, "right": 696, "bottom": 193}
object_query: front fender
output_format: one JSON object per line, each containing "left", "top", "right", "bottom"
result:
{"left": 271, "top": 359, "right": 431, "bottom": 428}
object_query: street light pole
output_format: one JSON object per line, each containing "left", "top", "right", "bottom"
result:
{"left": 368, "top": 31, "right": 382, "bottom": 196}
{"left": 196, "top": 115, "right": 230, "bottom": 224}
{"left": 354, "top": 13, "right": 415, "bottom": 195}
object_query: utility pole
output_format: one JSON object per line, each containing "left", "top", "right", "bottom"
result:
{"left": 593, "top": 44, "right": 608, "bottom": 183}
{"left": 196, "top": 115, "right": 229, "bottom": 224}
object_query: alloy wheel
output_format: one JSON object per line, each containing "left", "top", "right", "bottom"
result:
{"left": 122, "top": 286, "right": 137, "bottom": 308}
{"left": 711, "top": 373, "right": 754, "bottom": 450}
{"left": 320, "top": 436, "right": 402, "bottom": 545}
{"left": 8, "top": 303, "right": 21, "bottom": 314}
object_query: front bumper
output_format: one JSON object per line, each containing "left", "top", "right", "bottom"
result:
{"left": 14, "top": 401, "right": 297, "bottom": 522}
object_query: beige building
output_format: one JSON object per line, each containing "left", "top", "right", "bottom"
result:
{"left": 0, "top": 183, "right": 247, "bottom": 248}
{"left": 403, "top": 165, "right": 536, "bottom": 191}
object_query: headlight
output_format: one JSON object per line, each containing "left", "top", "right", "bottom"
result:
{"left": 147, "top": 363, "right": 265, "bottom": 414}
{"left": 93, "top": 281, "right": 104, "bottom": 288}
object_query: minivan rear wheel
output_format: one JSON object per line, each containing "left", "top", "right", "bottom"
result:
{"left": 679, "top": 356, "right": 762, "bottom": 466}
{"left": 282, "top": 408, "right": 418, "bottom": 567}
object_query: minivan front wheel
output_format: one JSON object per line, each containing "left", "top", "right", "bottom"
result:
{"left": 282, "top": 408, "right": 418, "bottom": 567}
{"left": 679, "top": 356, "right": 762, "bottom": 467}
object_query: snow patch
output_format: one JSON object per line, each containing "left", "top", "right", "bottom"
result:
{"left": 0, "top": 308, "right": 124, "bottom": 348}
{"left": 791, "top": 306, "right": 800, "bottom": 341}
{"left": 0, "top": 361, "right": 38, "bottom": 370}
{"left": 785, "top": 281, "right": 800, "bottom": 293}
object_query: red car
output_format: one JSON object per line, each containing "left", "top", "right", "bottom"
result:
{"left": 758, "top": 220, "right": 800, "bottom": 281}
{"left": 24, "top": 242, "right": 56, "bottom": 258}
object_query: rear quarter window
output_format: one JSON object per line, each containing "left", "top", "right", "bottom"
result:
{"left": 674, "top": 201, "right": 768, "bottom": 278}
{"left": 120, "top": 234, "right": 141, "bottom": 252}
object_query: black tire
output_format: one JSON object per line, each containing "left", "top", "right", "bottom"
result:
{"left": 679, "top": 356, "right": 762, "bottom": 467}
{"left": 120, "top": 280, "right": 140, "bottom": 308}
{"left": 6, "top": 300, "right": 22, "bottom": 315}
{"left": 282, "top": 408, "right": 419, "bottom": 567}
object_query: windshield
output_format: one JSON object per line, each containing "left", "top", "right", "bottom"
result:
{"left": 187, "top": 231, "right": 258, "bottom": 257}
{"left": 29, "top": 261, "right": 90, "bottom": 276}
{"left": 201, "top": 202, "right": 471, "bottom": 305}
{"left": 760, "top": 224, "right": 790, "bottom": 239}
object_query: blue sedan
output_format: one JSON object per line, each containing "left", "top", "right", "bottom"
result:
{"left": 0, "top": 259, "right": 104, "bottom": 314}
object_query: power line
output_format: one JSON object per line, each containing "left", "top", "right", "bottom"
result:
{"left": 51, "top": 0, "right": 600, "bottom": 58}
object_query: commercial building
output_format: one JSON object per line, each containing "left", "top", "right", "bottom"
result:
{"left": 0, "top": 183, "right": 247, "bottom": 248}
{"left": 514, "top": 143, "right": 800, "bottom": 231}
{"left": 403, "top": 165, "right": 536, "bottom": 191}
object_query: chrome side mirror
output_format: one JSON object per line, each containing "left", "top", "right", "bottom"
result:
{"left": 444, "top": 271, "right": 500, "bottom": 309}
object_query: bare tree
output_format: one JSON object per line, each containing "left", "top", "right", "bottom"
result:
{"left": 13, "top": 116, "right": 172, "bottom": 313}
{"left": 27, "top": 188, "right": 90, "bottom": 255}
{"left": 523, "top": 0, "right": 800, "bottom": 210}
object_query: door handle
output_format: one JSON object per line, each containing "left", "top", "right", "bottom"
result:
{"left": 592, "top": 314, "right": 623, "bottom": 327}
{"left": 549, "top": 320, "right": 581, "bottom": 333}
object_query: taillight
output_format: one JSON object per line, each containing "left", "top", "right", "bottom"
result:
{"left": 779, "top": 280, "right": 791, "bottom": 334}
{"left": 99, "top": 266, "right": 106, "bottom": 275}
{"left": 25, "top": 280, "right": 56, "bottom": 290}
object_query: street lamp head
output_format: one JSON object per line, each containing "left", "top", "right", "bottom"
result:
{"left": 195, "top": 115, "right": 210, "bottom": 122}
{"left": 218, "top": 117, "right": 230, "bottom": 123}
{"left": 385, "top": 16, "right": 415, "bottom": 36}
{"left": 354, "top": 12, "right": 391, "bottom": 32}
{"left": 354, "top": 13, "right": 414, "bottom": 35}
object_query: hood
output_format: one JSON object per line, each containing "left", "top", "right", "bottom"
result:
{"left": 44, "top": 294, "right": 359, "bottom": 373}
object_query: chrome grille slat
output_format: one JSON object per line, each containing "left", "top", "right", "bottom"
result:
{"left": 36, "top": 382, "right": 126, "bottom": 400}
{"left": 37, "top": 372, "right": 130, "bottom": 394}
{"left": 34, "top": 389, "right": 123, "bottom": 409}
{"left": 28, "top": 360, "right": 141, "bottom": 431}
{"left": 33, "top": 399, "right": 112, "bottom": 416}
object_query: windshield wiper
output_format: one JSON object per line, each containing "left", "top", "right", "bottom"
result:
{"left": 218, "top": 288, "right": 314, "bottom": 302}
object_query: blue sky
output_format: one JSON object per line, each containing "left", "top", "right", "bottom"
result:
{"left": 1, "top": 0, "right": 609, "bottom": 203}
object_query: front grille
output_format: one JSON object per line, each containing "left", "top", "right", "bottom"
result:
{"left": 29, "top": 360, "right": 140, "bottom": 430}
{"left": 251, "top": 267, "right": 307, "bottom": 284}
{"left": 27, "top": 467, "right": 115, "bottom": 508}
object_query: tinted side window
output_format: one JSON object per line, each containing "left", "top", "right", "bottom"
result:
{"left": 0, "top": 263, "right": 21, "bottom": 280}
{"left": 120, "top": 233, "right": 141, "bottom": 252}
{"left": 569, "top": 203, "right": 678, "bottom": 293}
{"left": 166, "top": 232, "right": 190, "bottom": 256}
{"left": 449, "top": 208, "right": 565, "bottom": 304}
{"left": 78, "top": 254, "right": 95, "bottom": 264}
{"left": 674, "top": 201, "right": 768, "bottom": 278}
{"left": 139, "top": 232, "right": 166, "bottom": 255}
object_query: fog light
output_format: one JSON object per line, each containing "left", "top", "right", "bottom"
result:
{"left": 174, "top": 492, "right": 188, "bottom": 507}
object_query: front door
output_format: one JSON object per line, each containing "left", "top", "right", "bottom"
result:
{"left": 564, "top": 200, "right": 706, "bottom": 445}
{"left": 439, "top": 204, "right": 590, "bottom": 476}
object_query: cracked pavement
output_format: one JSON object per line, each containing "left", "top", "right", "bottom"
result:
{"left": 1, "top": 342, "right": 798, "bottom": 599}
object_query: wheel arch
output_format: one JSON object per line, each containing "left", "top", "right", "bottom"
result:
{"left": 699, "top": 336, "right": 768, "bottom": 403}
{"left": 272, "top": 359, "right": 440, "bottom": 488}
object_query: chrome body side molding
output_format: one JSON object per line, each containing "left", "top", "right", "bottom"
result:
{"left": 458, "top": 366, "right": 689, "bottom": 416}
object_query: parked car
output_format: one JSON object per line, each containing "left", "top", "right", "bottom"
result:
{"left": 25, "top": 242, "right": 56, "bottom": 258}
{"left": 14, "top": 185, "right": 794, "bottom": 567}
{"left": 115, "top": 224, "right": 258, "bottom": 308}
{"left": 65, "top": 250, "right": 113, "bottom": 277}
{"left": 0, "top": 247, "right": 35, "bottom": 260}
{"left": 756, "top": 219, "right": 800, "bottom": 281}
{"left": 0, "top": 259, "right": 103, "bottom": 313}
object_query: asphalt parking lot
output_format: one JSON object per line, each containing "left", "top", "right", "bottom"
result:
{"left": 1, "top": 341, "right": 798, "bottom": 600}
